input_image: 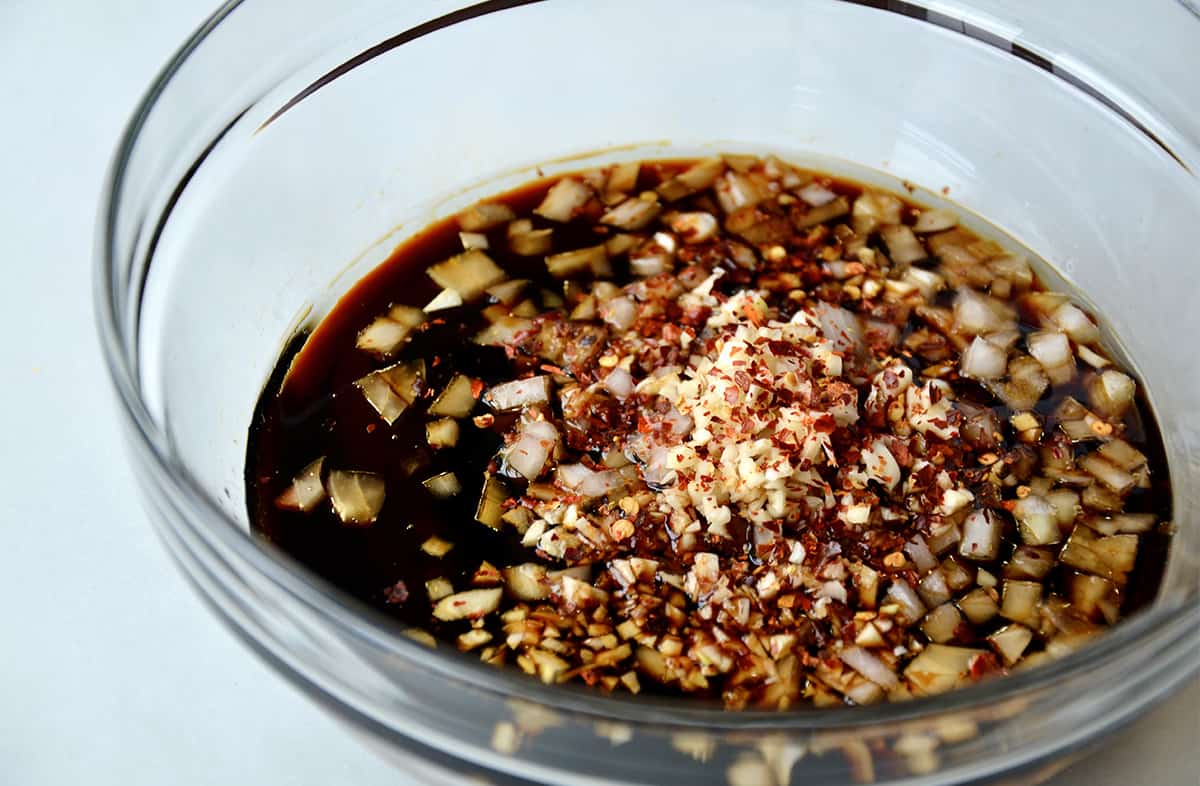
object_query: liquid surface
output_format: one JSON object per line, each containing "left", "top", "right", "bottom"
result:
{"left": 247, "top": 156, "right": 1171, "bottom": 709}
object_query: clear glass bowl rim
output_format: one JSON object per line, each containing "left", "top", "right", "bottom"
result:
{"left": 95, "top": 0, "right": 1200, "bottom": 735}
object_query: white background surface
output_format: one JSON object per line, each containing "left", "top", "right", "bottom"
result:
{"left": 0, "top": 1, "right": 1195, "bottom": 784}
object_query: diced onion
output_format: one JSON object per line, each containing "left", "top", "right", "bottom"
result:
{"left": 960, "top": 509, "right": 1002, "bottom": 561}
{"left": 604, "top": 367, "right": 634, "bottom": 399}
{"left": 1051, "top": 302, "right": 1101, "bottom": 344}
{"left": 475, "top": 474, "right": 509, "bottom": 529}
{"left": 840, "top": 646, "right": 899, "bottom": 690}
{"left": 601, "top": 296, "right": 637, "bottom": 330}
{"left": 504, "top": 420, "right": 558, "bottom": 480}
{"left": 423, "top": 471, "right": 462, "bottom": 498}
{"left": 432, "top": 587, "right": 502, "bottom": 621}
{"left": 885, "top": 580, "right": 927, "bottom": 624}
{"left": 812, "top": 301, "right": 862, "bottom": 353}
{"left": 1013, "top": 495, "right": 1060, "bottom": 545}
{"left": 913, "top": 208, "right": 958, "bottom": 233}
{"left": 1027, "top": 330, "right": 1075, "bottom": 384}
{"left": 1087, "top": 369, "right": 1136, "bottom": 417}
{"left": 960, "top": 336, "right": 1008, "bottom": 380}
{"left": 953, "top": 288, "right": 1010, "bottom": 335}
{"left": 328, "top": 470, "right": 386, "bottom": 525}
{"left": 881, "top": 224, "right": 926, "bottom": 264}
{"left": 556, "top": 463, "right": 625, "bottom": 497}
{"left": 429, "top": 373, "right": 478, "bottom": 417}
{"left": 904, "top": 535, "right": 938, "bottom": 574}
{"left": 275, "top": 457, "right": 326, "bottom": 512}
{"left": 798, "top": 182, "right": 837, "bottom": 207}
{"left": 535, "top": 177, "right": 592, "bottom": 222}
{"left": 426, "top": 249, "right": 507, "bottom": 300}
{"left": 601, "top": 197, "right": 662, "bottom": 231}
{"left": 485, "top": 376, "right": 552, "bottom": 412}
{"left": 458, "top": 202, "right": 516, "bottom": 231}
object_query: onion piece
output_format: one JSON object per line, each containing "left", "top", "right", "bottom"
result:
{"left": 988, "top": 624, "right": 1033, "bottom": 666}
{"left": 473, "top": 316, "right": 533, "bottom": 346}
{"left": 656, "top": 157, "right": 726, "bottom": 201}
{"left": 605, "top": 161, "right": 640, "bottom": 196}
{"left": 355, "top": 305, "right": 426, "bottom": 358}
{"left": 604, "top": 367, "right": 634, "bottom": 399}
{"left": 458, "top": 202, "right": 516, "bottom": 231}
{"left": 425, "top": 418, "right": 459, "bottom": 449}
{"left": 504, "top": 563, "right": 550, "bottom": 601}
{"left": 556, "top": 463, "right": 625, "bottom": 497}
{"left": 1079, "top": 453, "right": 1134, "bottom": 495}
{"left": 1012, "top": 495, "right": 1060, "bottom": 545}
{"left": 534, "top": 177, "right": 592, "bottom": 222}
{"left": 421, "top": 536, "right": 454, "bottom": 557}
{"left": 487, "top": 278, "right": 529, "bottom": 305}
{"left": 1097, "top": 439, "right": 1146, "bottom": 471}
{"left": 1051, "top": 302, "right": 1101, "bottom": 344}
{"left": 459, "top": 231, "right": 489, "bottom": 250}
{"left": 432, "top": 587, "right": 502, "bottom": 622}
{"left": 840, "top": 646, "right": 899, "bottom": 690}
{"left": 959, "top": 509, "right": 1002, "bottom": 561}
{"left": 1004, "top": 545, "right": 1055, "bottom": 580}
{"left": 812, "top": 301, "right": 862, "bottom": 353}
{"left": 1000, "top": 580, "right": 1041, "bottom": 626}
{"left": 880, "top": 224, "right": 927, "bottom": 264}
{"left": 1027, "top": 330, "right": 1075, "bottom": 384}
{"left": 714, "top": 171, "right": 768, "bottom": 213}
{"left": 904, "top": 535, "right": 938, "bottom": 575}
{"left": 904, "top": 644, "right": 982, "bottom": 696}
{"left": 922, "top": 603, "right": 963, "bottom": 644}
{"left": 503, "top": 420, "right": 558, "bottom": 481}
{"left": 953, "top": 288, "right": 1010, "bottom": 335}
{"left": 475, "top": 474, "right": 508, "bottom": 530}
{"left": 509, "top": 227, "right": 554, "bottom": 257}
{"left": 429, "top": 373, "right": 478, "bottom": 418}
{"left": 600, "top": 197, "right": 661, "bottom": 231}
{"left": 913, "top": 208, "right": 958, "bottom": 233}
{"left": 274, "top": 457, "right": 326, "bottom": 512}
{"left": 1076, "top": 344, "right": 1110, "bottom": 369}
{"left": 425, "top": 576, "right": 453, "bottom": 600}
{"left": 327, "top": 470, "right": 386, "bottom": 526}
{"left": 423, "top": 472, "right": 462, "bottom": 499}
{"left": 601, "top": 296, "right": 637, "bottom": 331}
{"left": 424, "top": 288, "right": 462, "bottom": 312}
{"left": 426, "top": 249, "right": 507, "bottom": 300}
{"left": 798, "top": 182, "right": 837, "bottom": 207}
{"left": 957, "top": 588, "right": 999, "bottom": 625}
{"left": 546, "top": 244, "right": 609, "bottom": 278}
{"left": 852, "top": 191, "right": 903, "bottom": 236}
{"left": 485, "top": 376, "right": 552, "bottom": 411}
{"left": 1087, "top": 369, "right": 1136, "bottom": 417}
{"left": 884, "top": 580, "right": 926, "bottom": 624}
{"left": 355, "top": 359, "right": 425, "bottom": 425}
{"left": 960, "top": 336, "right": 1008, "bottom": 380}
{"left": 667, "top": 211, "right": 719, "bottom": 244}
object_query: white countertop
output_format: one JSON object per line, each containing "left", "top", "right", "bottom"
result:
{"left": 1, "top": 1, "right": 1195, "bottom": 784}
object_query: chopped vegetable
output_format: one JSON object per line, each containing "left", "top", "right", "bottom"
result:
{"left": 426, "top": 418, "right": 460, "bottom": 449}
{"left": 327, "top": 470, "right": 386, "bottom": 526}
{"left": 535, "top": 177, "right": 591, "bottom": 222}
{"left": 459, "top": 202, "right": 516, "bottom": 231}
{"left": 274, "top": 457, "right": 326, "bottom": 512}
{"left": 423, "top": 471, "right": 462, "bottom": 498}
{"left": 432, "top": 587, "right": 503, "bottom": 621}
{"left": 354, "top": 359, "right": 425, "bottom": 425}
{"left": 475, "top": 474, "right": 508, "bottom": 529}
{"left": 429, "top": 373, "right": 479, "bottom": 418}
{"left": 484, "top": 377, "right": 552, "bottom": 411}
{"left": 356, "top": 305, "right": 425, "bottom": 358}
{"left": 427, "top": 250, "right": 507, "bottom": 300}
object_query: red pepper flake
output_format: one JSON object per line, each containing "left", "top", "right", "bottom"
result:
{"left": 470, "top": 378, "right": 486, "bottom": 399}
{"left": 366, "top": 423, "right": 376, "bottom": 434}
{"left": 742, "top": 301, "right": 764, "bottom": 326}
{"left": 540, "top": 363, "right": 568, "bottom": 376}
{"left": 383, "top": 580, "right": 409, "bottom": 605}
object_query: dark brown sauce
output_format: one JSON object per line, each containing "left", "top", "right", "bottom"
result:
{"left": 246, "top": 160, "right": 1172, "bottom": 697}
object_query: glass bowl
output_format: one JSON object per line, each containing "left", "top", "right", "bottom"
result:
{"left": 96, "top": 1, "right": 1200, "bottom": 784}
